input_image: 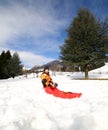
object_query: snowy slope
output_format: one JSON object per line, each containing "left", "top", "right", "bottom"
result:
{"left": 66, "top": 63, "right": 108, "bottom": 79}
{"left": 89, "top": 63, "right": 108, "bottom": 73}
{"left": 88, "top": 63, "right": 108, "bottom": 78}
{"left": 0, "top": 73, "right": 108, "bottom": 130}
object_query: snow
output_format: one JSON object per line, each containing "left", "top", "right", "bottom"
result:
{"left": 90, "top": 63, "right": 108, "bottom": 73}
{"left": 0, "top": 64, "right": 108, "bottom": 130}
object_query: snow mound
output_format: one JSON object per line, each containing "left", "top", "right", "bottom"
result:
{"left": 89, "top": 63, "right": 108, "bottom": 74}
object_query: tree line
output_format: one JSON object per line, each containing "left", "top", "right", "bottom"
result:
{"left": 60, "top": 8, "right": 108, "bottom": 79}
{"left": 0, "top": 50, "right": 23, "bottom": 79}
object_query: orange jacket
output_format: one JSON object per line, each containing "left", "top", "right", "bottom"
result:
{"left": 40, "top": 72, "right": 53, "bottom": 87}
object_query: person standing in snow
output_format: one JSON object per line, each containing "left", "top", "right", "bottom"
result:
{"left": 40, "top": 66, "right": 58, "bottom": 88}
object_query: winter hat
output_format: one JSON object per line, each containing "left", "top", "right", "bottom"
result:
{"left": 43, "top": 66, "right": 49, "bottom": 71}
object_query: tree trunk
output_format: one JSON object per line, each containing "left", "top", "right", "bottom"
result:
{"left": 85, "top": 64, "right": 89, "bottom": 79}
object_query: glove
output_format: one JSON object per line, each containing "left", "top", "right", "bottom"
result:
{"left": 53, "top": 82, "right": 58, "bottom": 87}
{"left": 50, "top": 82, "right": 58, "bottom": 87}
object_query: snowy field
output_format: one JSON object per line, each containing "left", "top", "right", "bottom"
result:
{"left": 0, "top": 64, "right": 108, "bottom": 130}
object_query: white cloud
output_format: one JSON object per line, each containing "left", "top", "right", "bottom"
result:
{"left": 18, "top": 51, "right": 55, "bottom": 67}
{"left": 0, "top": 47, "right": 55, "bottom": 68}
{"left": 0, "top": 0, "right": 69, "bottom": 67}
{"left": 0, "top": 3, "right": 67, "bottom": 46}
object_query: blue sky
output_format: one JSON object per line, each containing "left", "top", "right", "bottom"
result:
{"left": 0, "top": 0, "right": 108, "bottom": 68}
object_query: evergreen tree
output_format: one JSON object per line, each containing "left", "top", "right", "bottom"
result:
{"left": 0, "top": 51, "right": 23, "bottom": 79}
{"left": 0, "top": 51, "right": 6, "bottom": 79}
{"left": 0, "top": 50, "right": 12, "bottom": 79}
{"left": 60, "top": 8, "right": 108, "bottom": 79}
{"left": 8, "top": 52, "right": 23, "bottom": 78}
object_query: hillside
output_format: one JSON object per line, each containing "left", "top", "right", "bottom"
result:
{"left": 31, "top": 60, "right": 108, "bottom": 73}
{"left": 89, "top": 63, "right": 108, "bottom": 73}
{"left": 31, "top": 60, "right": 65, "bottom": 72}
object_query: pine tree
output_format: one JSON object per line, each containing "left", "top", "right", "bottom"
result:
{"left": 0, "top": 50, "right": 12, "bottom": 79}
{"left": 8, "top": 52, "right": 23, "bottom": 78}
{"left": 0, "top": 51, "right": 6, "bottom": 79}
{"left": 60, "top": 8, "right": 108, "bottom": 79}
{"left": 0, "top": 51, "right": 23, "bottom": 79}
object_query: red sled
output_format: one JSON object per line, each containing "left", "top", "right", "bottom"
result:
{"left": 44, "top": 87, "right": 82, "bottom": 99}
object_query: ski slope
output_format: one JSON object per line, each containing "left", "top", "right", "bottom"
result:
{"left": 0, "top": 64, "right": 108, "bottom": 130}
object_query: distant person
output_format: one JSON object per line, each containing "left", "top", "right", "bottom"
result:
{"left": 40, "top": 66, "right": 58, "bottom": 88}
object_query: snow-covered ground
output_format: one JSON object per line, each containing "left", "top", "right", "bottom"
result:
{"left": 0, "top": 64, "right": 108, "bottom": 130}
